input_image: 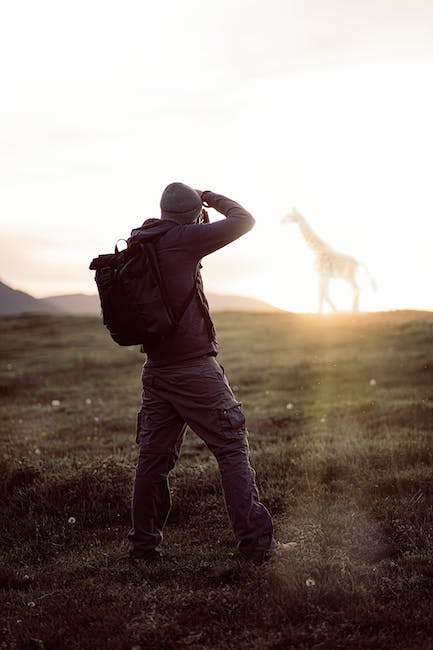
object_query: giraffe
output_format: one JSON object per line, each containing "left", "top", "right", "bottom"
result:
{"left": 282, "top": 208, "right": 375, "bottom": 313}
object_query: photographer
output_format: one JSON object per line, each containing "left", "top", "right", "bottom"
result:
{"left": 128, "top": 182, "right": 277, "bottom": 565}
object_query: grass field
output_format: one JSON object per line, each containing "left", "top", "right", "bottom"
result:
{"left": 1, "top": 310, "right": 432, "bottom": 649}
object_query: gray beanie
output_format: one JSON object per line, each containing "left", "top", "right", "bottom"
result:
{"left": 160, "top": 182, "right": 202, "bottom": 224}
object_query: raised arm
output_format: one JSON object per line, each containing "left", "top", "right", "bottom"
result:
{"left": 181, "top": 190, "right": 255, "bottom": 258}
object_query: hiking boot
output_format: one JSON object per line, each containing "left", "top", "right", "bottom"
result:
{"left": 238, "top": 541, "right": 298, "bottom": 566}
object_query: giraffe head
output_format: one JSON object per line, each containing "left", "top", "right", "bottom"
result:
{"left": 281, "top": 207, "right": 303, "bottom": 224}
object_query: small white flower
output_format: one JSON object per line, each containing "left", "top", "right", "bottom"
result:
{"left": 51, "top": 399, "right": 61, "bottom": 407}
{"left": 28, "top": 601, "right": 36, "bottom": 608}
{"left": 6, "top": 363, "right": 13, "bottom": 371}
{"left": 286, "top": 403, "right": 294, "bottom": 410}
{"left": 369, "top": 379, "right": 377, "bottom": 386}
{"left": 68, "top": 516, "right": 76, "bottom": 525}
{"left": 320, "top": 417, "right": 326, "bottom": 423}
{"left": 306, "top": 577, "right": 316, "bottom": 587}
{"left": 85, "top": 398, "right": 92, "bottom": 405}
{"left": 23, "top": 574, "right": 30, "bottom": 581}
{"left": 94, "top": 417, "right": 99, "bottom": 422}
{"left": 34, "top": 448, "right": 41, "bottom": 456}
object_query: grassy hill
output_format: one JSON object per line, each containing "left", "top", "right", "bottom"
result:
{"left": 0, "top": 279, "right": 277, "bottom": 316}
{"left": 0, "top": 281, "right": 60, "bottom": 316}
{"left": 0, "top": 310, "right": 432, "bottom": 649}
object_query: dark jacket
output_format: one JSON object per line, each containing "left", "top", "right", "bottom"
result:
{"left": 129, "top": 191, "right": 255, "bottom": 366}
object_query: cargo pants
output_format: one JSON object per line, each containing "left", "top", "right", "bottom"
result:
{"left": 127, "top": 355, "right": 275, "bottom": 562}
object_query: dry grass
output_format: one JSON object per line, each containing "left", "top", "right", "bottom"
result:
{"left": 0, "top": 310, "right": 432, "bottom": 649}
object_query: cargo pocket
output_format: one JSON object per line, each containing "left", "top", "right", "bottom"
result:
{"left": 218, "top": 403, "right": 246, "bottom": 438}
{"left": 136, "top": 409, "right": 151, "bottom": 445}
{"left": 135, "top": 410, "right": 143, "bottom": 444}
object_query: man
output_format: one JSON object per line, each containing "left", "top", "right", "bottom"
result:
{"left": 127, "top": 182, "right": 279, "bottom": 564}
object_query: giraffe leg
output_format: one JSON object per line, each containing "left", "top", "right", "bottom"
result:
{"left": 324, "top": 278, "right": 337, "bottom": 311}
{"left": 326, "top": 295, "right": 337, "bottom": 311}
{"left": 319, "top": 277, "right": 336, "bottom": 312}
{"left": 349, "top": 280, "right": 360, "bottom": 311}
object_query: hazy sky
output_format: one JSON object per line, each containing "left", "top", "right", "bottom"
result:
{"left": 1, "top": 0, "right": 433, "bottom": 312}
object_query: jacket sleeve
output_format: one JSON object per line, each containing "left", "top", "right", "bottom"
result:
{"left": 180, "top": 191, "right": 255, "bottom": 258}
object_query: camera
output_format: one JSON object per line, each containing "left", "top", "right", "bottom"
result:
{"left": 196, "top": 208, "right": 209, "bottom": 224}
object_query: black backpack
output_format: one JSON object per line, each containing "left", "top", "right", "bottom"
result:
{"left": 89, "top": 230, "right": 195, "bottom": 348}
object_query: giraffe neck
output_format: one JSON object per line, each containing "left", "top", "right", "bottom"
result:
{"left": 296, "top": 218, "right": 329, "bottom": 255}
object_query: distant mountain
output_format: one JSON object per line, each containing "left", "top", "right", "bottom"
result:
{"left": 45, "top": 292, "right": 278, "bottom": 314}
{"left": 0, "top": 281, "right": 62, "bottom": 316}
{"left": 0, "top": 281, "right": 278, "bottom": 316}
{"left": 43, "top": 293, "right": 100, "bottom": 315}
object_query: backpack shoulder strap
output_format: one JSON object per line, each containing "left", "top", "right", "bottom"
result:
{"left": 129, "top": 227, "right": 200, "bottom": 327}
{"left": 139, "top": 240, "right": 176, "bottom": 325}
